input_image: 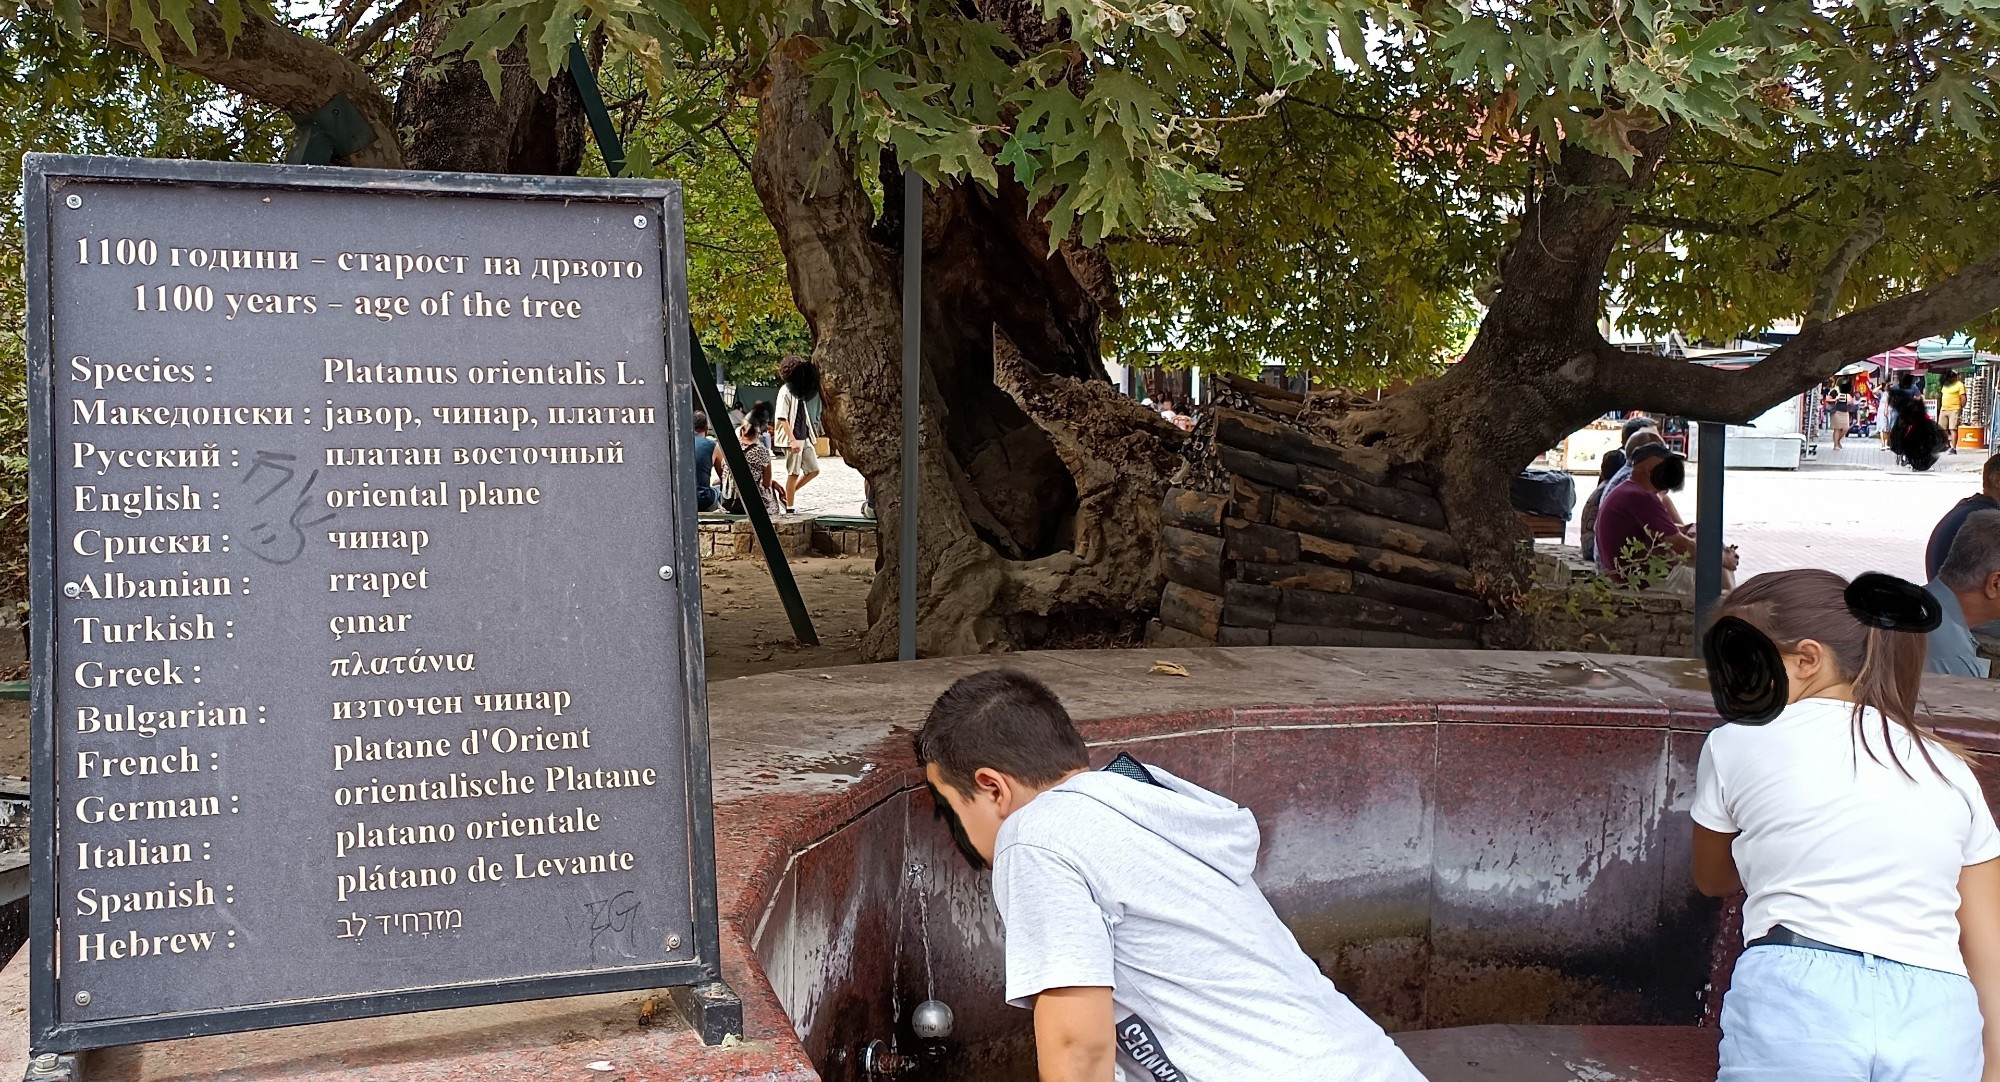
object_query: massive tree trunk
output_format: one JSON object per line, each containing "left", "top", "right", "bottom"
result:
{"left": 396, "top": 18, "right": 588, "bottom": 175}
{"left": 751, "top": 42, "right": 1184, "bottom": 658}
{"left": 1327, "top": 139, "right": 1675, "bottom": 643}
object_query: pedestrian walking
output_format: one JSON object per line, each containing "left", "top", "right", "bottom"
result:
{"left": 774, "top": 355, "right": 823, "bottom": 512}
{"left": 1889, "top": 373, "right": 1948, "bottom": 471}
{"left": 1823, "top": 382, "right": 1854, "bottom": 450}
{"left": 1693, "top": 569, "right": 2000, "bottom": 1081}
{"left": 1940, "top": 371, "right": 1967, "bottom": 455}
{"left": 1880, "top": 379, "right": 1896, "bottom": 448}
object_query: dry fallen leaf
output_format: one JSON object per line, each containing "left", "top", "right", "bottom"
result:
{"left": 1149, "top": 661, "right": 1191, "bottom": 677}
{"left": 586, "top": 1061, "right": 616, "bottom": 1072}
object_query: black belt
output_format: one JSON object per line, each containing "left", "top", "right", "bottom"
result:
{"left": 1747, "top": 925, "right": 1863, "bottom": 958}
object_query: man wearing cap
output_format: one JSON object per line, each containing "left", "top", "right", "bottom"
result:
{"left": 1595, "top": 443, "right": 1737, "bottom": 586}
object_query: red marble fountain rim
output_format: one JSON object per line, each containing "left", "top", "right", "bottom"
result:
{"left": 709, "top": 647, "right": 2000, "bottom": 943}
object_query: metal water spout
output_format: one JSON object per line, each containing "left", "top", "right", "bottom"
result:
{"left": 856, "top": 862, "right": 955, "bottom": 1076}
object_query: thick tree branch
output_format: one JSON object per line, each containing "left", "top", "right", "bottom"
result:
{"left": 1805, "top": 203, "right": 1887, "bottom": 325}
{"left": 53, "top": 0, "right": 403, "bottom": 167}
{"left": 344, "top": 0, "right": 424, "bottom": 58}
{"left": 1607, "top": 244, "right": 2000, "bottom": 423}
{"left": 1625, "top": 211, "right": 1756, "bottom": 237}
{"left": 1629, "top": 185, "right": 1822, "bottom": 240}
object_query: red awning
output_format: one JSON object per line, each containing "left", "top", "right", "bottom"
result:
{"left": 1868, "top": 345, "right": 1921, "bottom": 370}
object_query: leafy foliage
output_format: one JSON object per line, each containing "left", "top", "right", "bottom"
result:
{"left": 416, "top": 0, "right": 1986, "bottom": 249}
{"left": 1615, "top": 5, "right": 2000, "bottom": 344}
{"left": 1114, "top": 2, "right": 2000, "bottom": 384}
{"left": 583, "top": 51, "right": 809, "bottom": 357}
{"left": 1110, "top": 57, "right": 1497, "bottom": 385}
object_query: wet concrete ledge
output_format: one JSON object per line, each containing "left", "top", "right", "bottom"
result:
{"left": 3, "top": 648, "right": 1995, "bottom": 1081}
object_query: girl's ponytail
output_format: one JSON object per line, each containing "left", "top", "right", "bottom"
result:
{"left": 1849, "top": 621, "right": 1940, "bottom": 780}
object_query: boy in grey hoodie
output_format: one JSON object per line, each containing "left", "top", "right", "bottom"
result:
{"left": 917, "top": 669, "right": 1426, "bottom": 1082}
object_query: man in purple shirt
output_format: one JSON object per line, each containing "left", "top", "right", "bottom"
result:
{"left": 1926, "top": 452, "right": 2000, "bottom": 581}
{"left": 1596, "top": 444, "right": 1739, "bottom": 585}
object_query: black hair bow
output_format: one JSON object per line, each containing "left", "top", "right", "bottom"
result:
{"left": 1845, "top": 572, "right": 1943, "bottom": 633}
{"left": 1702, "top": 616, "right": 1788, "bottom": 725}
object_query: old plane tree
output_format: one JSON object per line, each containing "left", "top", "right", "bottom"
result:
{"left": 11, "top": 0, "right": 2000, "bottom": 654}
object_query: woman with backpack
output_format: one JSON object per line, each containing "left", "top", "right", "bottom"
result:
{"left": 1694, "top": 569, "right": 2000, "bottom": 1080}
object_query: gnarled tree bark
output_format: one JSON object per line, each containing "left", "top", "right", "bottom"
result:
{"left": 752, "top": 41, "right": 1183, "bottom": 658}
{"left": 50, "top": 0, "right": 588, "bottom": 178}
{"left": 396, "top": 17, "right": 587, "bottom": 175}
{"left": 55, "top": 0, "right": 404, "bottom": 167}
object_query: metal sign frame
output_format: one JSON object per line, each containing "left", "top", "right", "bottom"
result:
{"left": 22, "top": 154, "right": 734, "bottom": 1056}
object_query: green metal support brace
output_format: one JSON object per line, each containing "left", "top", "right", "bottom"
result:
{"left": 687, "top": 328, "right": 819, "bottom": 646}
{"left": 563, "top": 43, "right": 818, "bottom": 646}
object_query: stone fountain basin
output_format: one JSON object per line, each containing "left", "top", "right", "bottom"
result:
{"left": 8, "top": 648, "right": 1998, "bottom": 1082}
{"left": 741, "top": 649, "right": 2000, "bottom": 1082}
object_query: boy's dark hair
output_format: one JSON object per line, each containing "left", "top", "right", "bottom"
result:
{"left": 778, "top": 354, "right": 821, "bottom": 401}
{"left": 692, "top": 410, "right": 709, "bottom": 434}
{"left": 915, "top": 669, "right": 1088, "bottom": 796}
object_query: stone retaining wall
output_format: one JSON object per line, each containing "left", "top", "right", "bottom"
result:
{"left": 1526, "top": 548, "right": 1696, "bottom": 657}
{"left": 1151, "top": 376, "right": 1484, "bottom": 649}
{"left": 696, "top": 517, "right": 878, "bottom": 560}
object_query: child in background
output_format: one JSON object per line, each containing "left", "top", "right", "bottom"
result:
{"left": 916, "top": 669, "right": 1427, "bottom": 1082}
{"left": 1693, "top": 569, "right": 2000, "bottom": 1080}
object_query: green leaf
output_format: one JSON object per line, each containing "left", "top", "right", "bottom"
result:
{"left": 157, "top": 0, "right": 196, "bottom": 53}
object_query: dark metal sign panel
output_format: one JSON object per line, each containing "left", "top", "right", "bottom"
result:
{"left": 23, "top": 156, "right": 723, "bottom": 1053}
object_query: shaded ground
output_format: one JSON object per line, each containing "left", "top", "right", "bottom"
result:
{"left": 698, "top": 554, "right": 872, "bottom": 682}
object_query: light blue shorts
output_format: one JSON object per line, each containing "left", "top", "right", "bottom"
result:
{"left": 1719, "top": 945, "right": 1984, "bottom": 1081}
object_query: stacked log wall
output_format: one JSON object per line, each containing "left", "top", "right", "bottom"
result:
{"left": 1151, "top": 381, "right": 1488, "bottom": 649}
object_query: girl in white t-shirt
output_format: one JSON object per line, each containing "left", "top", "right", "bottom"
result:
{"left": 1694, "top": 569, "right": 2000, "bottom": 1081}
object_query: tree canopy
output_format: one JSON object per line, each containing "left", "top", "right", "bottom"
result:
{"left": 1112, "top": 2, "right": 2000, "bottom": 385}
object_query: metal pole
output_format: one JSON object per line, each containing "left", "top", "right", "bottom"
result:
{"left": 899, "top": 169, "right": 921, "bottom": 662}
{"left": 567, "top": 42, "right": 627, "bottom": 178}
{"left": 689, "top": 327, "right": 818, "bottom": 647}
{"left": 1694, "top": 421, "right": 1727, "bottom": 646}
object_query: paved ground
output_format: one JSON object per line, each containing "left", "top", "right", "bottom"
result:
{"left": 1568, "top": 451, "right": 1990, "bottom": 584}
{"left": 783, "top": 452, "right": 868, "bottom": 517}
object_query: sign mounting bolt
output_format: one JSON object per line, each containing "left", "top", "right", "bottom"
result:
{"left": 64, "top": 194, "right": 81, "bottom": 209}
{"left": 63, "top": 581, "right": 80, "bottom": 599}
{"left": 633, "top": 214, "right": 648, "bottom": 228}
{"left": 666, "top": 934, "right": 682, "bottom": 949}
{"left": 30, "top": 1054, "right": 56, "bottom": 1071}
{"left": 658, "top": 566, "right": 674, "bottom": 581}
{"left": 73, "top": 990, "right": 91, "bottom": 1006}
